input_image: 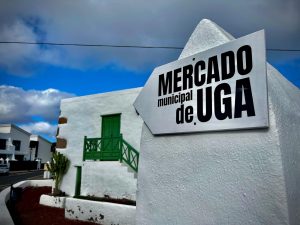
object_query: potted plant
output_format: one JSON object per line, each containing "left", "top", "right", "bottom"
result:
{"left": 46, "top": 151, "right": 69, "bottom": 196}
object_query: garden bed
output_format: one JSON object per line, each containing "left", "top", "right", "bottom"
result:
{"left": 7, "top": 186, "right": 97, "bottom": 225}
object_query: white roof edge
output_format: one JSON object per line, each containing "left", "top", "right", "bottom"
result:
{"left": 30, "top": 134, "right": 53, "bottom": 144}
{"left": 61, "top": 87, "right": 142, "bottom": 103}
{"left": 38, "top": 135, "right": 53, "bottom": 144}
{"left": 0, "top": 124, "right": 31, "bottom": 136}
{"left": 1, "top": 124, "right": 53, "bottom": 143}
{"left": 0, "top": 124, "right": 12, "bottom": 127}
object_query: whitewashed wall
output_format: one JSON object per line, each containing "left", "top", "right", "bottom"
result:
{"left": 269, "top": 66, "right": 300, "bottom": 225}
{"left": 81, "top": 161, "right": 137, "bottom": 200}
{"left": 0, "top": 125, "right": 31, "bottom": 159}
{"left": 0, "top": 126, "right": 10, "bottom": 133}
{"left": 57, "top": 88, "right": 143, "bottom": 197}
{"left": 0, "top": 132, "right": 15, "bottom": 158}
{"left": 36, "top": 136, "right": 52, "bottom": 163}
{"left": 13, "top": 126, "right": 31, "bottom": 150}
{"left": 11, "top": 126, "right": 31, "bottom": 159}
{"left": 136, "top": 19, "right": 300, "bottom": 225}
{"left": 30, "top": 135, "right": 52, "bottom": 163}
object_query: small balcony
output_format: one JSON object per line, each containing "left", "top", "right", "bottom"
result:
{"left": 83, "top": 135, "right": 139, "bottom": 172}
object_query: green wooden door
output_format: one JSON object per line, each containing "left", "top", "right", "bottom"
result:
{"left": 100, "top": 114, "right": 121, "bottom": 160}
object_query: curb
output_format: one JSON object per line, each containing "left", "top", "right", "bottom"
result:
{"left": 0, "top": 179, "right": 52, "bottom": 225}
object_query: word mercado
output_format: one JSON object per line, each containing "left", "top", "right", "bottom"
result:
{"left": 157, "top": 45, "right": 255, "bottom": 124}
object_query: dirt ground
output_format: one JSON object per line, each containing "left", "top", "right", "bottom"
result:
{"left": 9, "top": 186, "right": 98, "bottom": 225}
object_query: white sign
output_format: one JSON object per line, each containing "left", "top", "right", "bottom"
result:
{"left": 134, "top": 30, "right": 268, "bottom": 135}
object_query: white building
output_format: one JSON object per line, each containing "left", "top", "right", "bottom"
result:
{"left": 0, "top": 124, "right": 53, "bottom": 163}
{"left": 57, "top": 88, "right": 143, "bottom": 199}
{"left": 29, "top": 134, "right": 54, "bottom": 164}
{"left": 0, "top": 124, "right": 31, "bottom": 161}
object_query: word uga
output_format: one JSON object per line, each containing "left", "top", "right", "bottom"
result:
{"left": 176, "top": 77, "right": 256, "bottom": 124}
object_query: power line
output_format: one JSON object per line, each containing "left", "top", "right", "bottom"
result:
{"left": 0, "top": 41, "right": 183, "bottom": 49}
{"left": 0, "top": 41, "right": 299, "bottom": 52}
{"left": 266, "top": 48, "right": 300, "bottom": 52}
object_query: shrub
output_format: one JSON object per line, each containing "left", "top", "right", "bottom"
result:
{"left": 46, "top": 152, "right": 69, "bottom": 196}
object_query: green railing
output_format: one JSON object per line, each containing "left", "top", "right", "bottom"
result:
{"left": 83, "top": 135, "right": 139, "bottom": 172}
{"left": 83, "top": 136, "right": 122, "bottom": 161}
{"left": 121, "top": 139, "right": 139, "bottom": 172}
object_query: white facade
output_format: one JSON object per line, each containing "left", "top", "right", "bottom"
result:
{"left": 58, "top": 88, "right": 143, "bottom": 198}
{"left": 0, "top": 124, "right": 53, "bottom": 163}
{"left": 30, "top": 135, "right": 53, "bottom": 163}
{"left": 0, "top": 124, "right": 31, "bottom": 161}
{"left": 81, "top": 161, "right": 137, "bottom": 200}
{"left": 136, "top": 19, "right": 300, "bottom": 225}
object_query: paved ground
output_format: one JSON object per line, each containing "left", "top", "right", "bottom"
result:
{"left": 0, "top": 170, "right": 45, "bottom": 192}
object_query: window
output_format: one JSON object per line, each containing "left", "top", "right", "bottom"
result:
{"left": 0, "top": 139, "right": 6, "bottom": 150}
{"left": 29, "top": 141, "right": 38, "bottom": 148}
{"left": 51, "top": 143, "right": 56, "bottom": 152}
{"left": 13, "top": 140, "right": 21, "bottom": 151}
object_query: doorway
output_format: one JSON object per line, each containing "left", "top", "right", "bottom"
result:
{"left": 100, "top": 114, "right": 121, "bottom": 160}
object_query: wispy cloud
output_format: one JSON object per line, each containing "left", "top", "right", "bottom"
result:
{"left": 0, "top": 19, "right": 63, "bottom": 76}
{"left": 0, "top": 85, "right": 74, "bottom": 123}
{"left": 0, "top": 0, "right": 299, "bottom": 76}
{"left": 20, "top": 121, "right": 57, "bottom": 138}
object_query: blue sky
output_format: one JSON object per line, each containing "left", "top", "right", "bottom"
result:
{"left": 0, "top": 64, "right": 150, "bottom": 95}
{"left": 0, "top": 0, "right": 299, "bottom": 142}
